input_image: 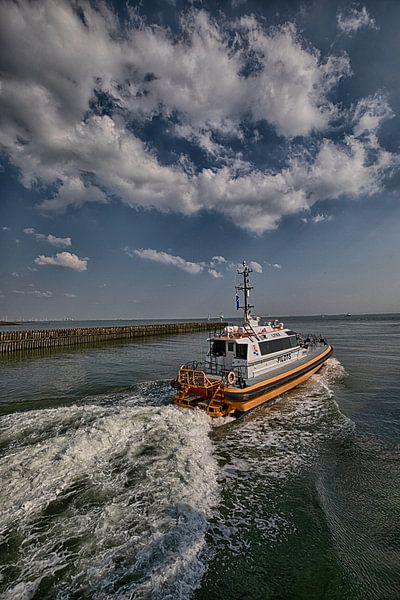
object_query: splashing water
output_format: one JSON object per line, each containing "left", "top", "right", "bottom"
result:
{"left": 0, "top": 400, "right": 219, "bottom": 600}
{"left": 0, "top": 359, "right": 351, "bottom": 599}
{"left": 209, "top": 358, "right": 352, "bottom": 553}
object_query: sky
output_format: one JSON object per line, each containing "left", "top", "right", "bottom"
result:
{"left": 1, "top": 0, "right": 399, "bottom": 320}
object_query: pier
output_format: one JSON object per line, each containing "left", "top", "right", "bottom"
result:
{"left": 0, "top": 322, "right": 226, "bottom": 354}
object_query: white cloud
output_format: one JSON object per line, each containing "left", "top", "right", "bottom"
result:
{"left": 11, "top": 272, "right": 20, "bottom": 278}
{"left": 236, "top": 18, "right": 350, "bottom": 137}
{"left": 11, "top": 288, "right": 53, "bottom": 297}
{"left": 337, "top": 5, "right": 378, "bottom": 35}
{"left": 46, "top": 234, "right": 72, "bottom": 247}
{"left": 2, "top": 226, "right": 11, "bottom": 231}
{"left": 34, "top": 252, "right": 88, "bottom": 272}
{"left": 63, "top": 293, "right": 77, "bottom": 298}
{"left": 311, "top": 213, "right": 332, "bottom": 224}
{"left": 192, "top": 132, "right": 398, "bottom": 233}
{"left": 211, "top": 256, "right": 227, "bottom": 264}
{"left": 353, "top": 94, "right": 393, "bottom": 138}
{"left": 272, "top": 263, "right": 282, "bottom": 269}
{"left": 0, "top": 1, "right": 396, "bottom": 235}
{"left": 40, "top": 179, "right": 108, "bottom": 213}
{"left": 130, "top": 248, "right": 204, "bottom": 275}
{"left": 128, "top": 248, "right": 226, "bottom": 278}
{"left": 130, "top": 251, "right": 267, "bottom": 278}
{"left": 208, "top": 268, "right": 223, "bottom": 278}
{"left": 28, "top": 290, "right": 53, "bottom": 298}
{"left": 122, "top": 12, "right": 350, "bottom": 137}
{"left": 249, "top": 260, "right": 263, "bottom": 273}
{"left": 24, "top": 227, "right": 72, "bottom": 247}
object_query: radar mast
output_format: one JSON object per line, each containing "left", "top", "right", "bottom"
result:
{"left": 236, "top": 260, "right": 254, "bottom": 325}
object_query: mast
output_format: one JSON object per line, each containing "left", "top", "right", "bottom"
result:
{"left": 236, "top": 260, "right": 254, "bottom": 324}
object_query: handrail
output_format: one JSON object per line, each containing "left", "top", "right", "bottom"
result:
{"left": 177, "top": 366, "right": 220, "bottom": 389}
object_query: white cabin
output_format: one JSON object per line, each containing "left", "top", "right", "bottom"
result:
{"left": 206, "top": 320, "right": 310, "bottom": 383}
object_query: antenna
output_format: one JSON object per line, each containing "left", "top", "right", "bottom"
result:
{"left": 236, "top": 260, "right": 254, "bottom": 324}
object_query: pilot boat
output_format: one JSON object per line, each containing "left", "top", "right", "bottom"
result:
{"left": 173, "top": 261, "right": 333, "bottom": 418}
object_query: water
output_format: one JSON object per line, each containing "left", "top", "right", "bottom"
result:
{"left": 0, "top": 315, "right": 399, "bottom": 599}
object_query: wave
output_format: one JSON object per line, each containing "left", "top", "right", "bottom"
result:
{"left": 208, "top": 358, "right": 353, "bottom": 553}
{"left": 0, "top": 360, "right": 350, "bottom": 598}
{"left": 0, "top": 397, "right": 219, "bottom": 599}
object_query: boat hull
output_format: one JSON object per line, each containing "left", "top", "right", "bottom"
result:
{"left": 174, "top": 345, "right": 333, "bottom": 418}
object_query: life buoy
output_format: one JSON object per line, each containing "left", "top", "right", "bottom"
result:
{"left": 227, "top": 371, "right": 236, "bottom": 385}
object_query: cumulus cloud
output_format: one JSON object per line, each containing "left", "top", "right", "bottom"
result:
{"left": 249, "top": 261, "right": 263, "bottom": 273}
{"left": 208, "top": 268, "right": 223, "bottom": 278}
{"left": 129, "top": 248, "right": 268, "bottom": 279}
{"left": 311, "top": 213, "right": 333, "bottom": 224}
{"left": 23, "top": 228, "right": 72, "bottom": 247}
{"left": 29, "top": 290, "right": 53, "bottom": 298}
{"left": 63, "top": 293, "right": 77, "bottom": 298}
{"left": 12, "top": 288, "right": 53, "bottom": 297}
{"left": 46, "top": 234, "right": 72, "bottom": 247}
{"left": 34, "top": 252, "right": 88, "bottom": 271}
{"left": 236, "top": 17, "right": 350, "bottom": 137}
{"left": 2, "top": 226, "right": 10, "bottom": 231}
{"left": 129, "top": 248, "right": 204, "bottom": 275}
{"left": 353, "top": 94, "right": 393, "bottom": 137}
{"left": 337, "top": 5, "right": 378, "bottom": 35}
{"left": 211, "top": 256, "right": 227, "bottom": 264}
{"left": 128, "top": 248, "right": 224, "bottom": 278}
{"left": 0, "top": 1, "right": 396, "bottom": 235}
{"left": 301, "top": 212, "right": 333, "bottom": 224}
{"left": 40, "top": 179, "right": 108, "bottom": 213}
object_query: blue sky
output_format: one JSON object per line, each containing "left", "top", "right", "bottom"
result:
{"left": 1, "top": 0, "right": 399, "bottom": 320}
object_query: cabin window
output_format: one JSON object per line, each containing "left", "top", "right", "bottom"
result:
{"left": 212, "top": 340, "right": 226, "bottom": 356}
{"left": 259, "top": 337, "right": 293, "bottom": 355}
{"left": 289, "top": 335, "right": 298, "bottom": 348}
{"left": 236, "top": 344, "right": 248, "bottom": 359}
{"left": 228, "top": 342, "right": 234, "bottom": 352}
{"left": 259, "top": 340, "right": 272, "bottom": 355}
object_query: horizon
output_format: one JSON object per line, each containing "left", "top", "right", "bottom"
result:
{"left": 1, "top": 0, "right": 400, "bottom": 319}
{"left": 2, "top": 311, "right": 400, "bottom": 326}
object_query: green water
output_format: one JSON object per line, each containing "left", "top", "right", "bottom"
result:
{"left": 0, "top": 315, "right": 399, "bottom": 599}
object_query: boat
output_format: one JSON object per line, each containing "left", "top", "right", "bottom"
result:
{"left": 172, "top": 261, "right": 333, "bottom": 418}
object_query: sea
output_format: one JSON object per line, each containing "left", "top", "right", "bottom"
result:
{"left": 0, "top": 315, "right": 398, "bottom": 600}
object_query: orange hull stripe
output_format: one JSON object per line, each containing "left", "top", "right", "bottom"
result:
{"left": 225, "top": 362, "right": 324, "bottom": 412}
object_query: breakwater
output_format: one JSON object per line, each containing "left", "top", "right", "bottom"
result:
{"left": 0, "top": 322, "right": 226, "bottom": 353}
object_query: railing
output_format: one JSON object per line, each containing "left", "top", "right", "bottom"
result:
{"left": 204, "top": 360, "right": 247, "bottom": 381}
{"left": 177, "top": 365, "right": 221, "bottom": 390}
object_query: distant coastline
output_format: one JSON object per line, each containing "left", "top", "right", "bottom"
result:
{"left": 0, "top": 321, "right": 19, "bottom": 326}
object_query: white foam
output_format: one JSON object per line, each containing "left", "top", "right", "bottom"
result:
{"left": 0, "top": 403, "right": 219, "bottom": 599}
{"left": 210, "top": 358, "right": 353, "bottom": 552}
